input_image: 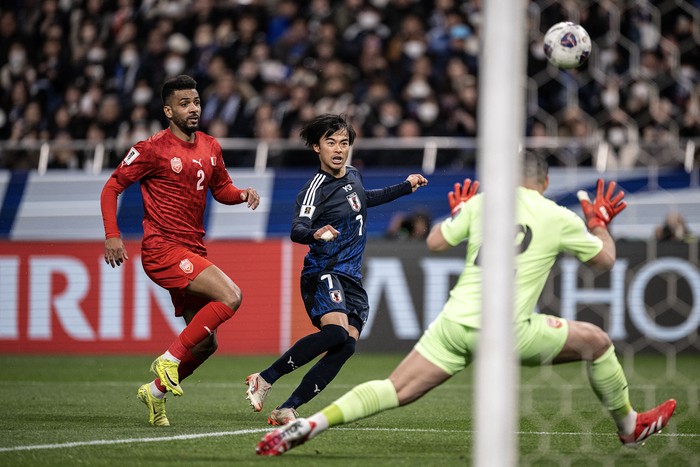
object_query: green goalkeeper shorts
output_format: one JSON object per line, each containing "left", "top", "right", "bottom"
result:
{"left": 415, "top": 312, "right": 569, "bottom": 375}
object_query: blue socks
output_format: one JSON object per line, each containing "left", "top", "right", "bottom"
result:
{"left": 261, "top": 324, "right": 349, "bottom": 384}
{"left": 279, "top": 337, "right": 356, "bottom": 409}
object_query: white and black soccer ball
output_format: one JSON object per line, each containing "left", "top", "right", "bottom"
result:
{"left": 543, "top": 22, "right": 591, "bottom": 69}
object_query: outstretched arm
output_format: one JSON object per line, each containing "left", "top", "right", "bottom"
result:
{"left": 212, "top": 185, "right": 260, "bottom": 209}
{"left": 448, "top": 178, "right": 479, "bottom": 218}
{"left": 366, "top": 174, "right": 428, "bottom": 207}
{"left": 577, "top": 179, "right": 627, "bottom": 271}
{"left": 427, "top": 178, "right": 479, "bottom": 252}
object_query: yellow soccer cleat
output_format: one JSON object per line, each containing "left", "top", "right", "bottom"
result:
{"left": 150, "top": 356, "right": 183, "bottom": 396}
{"left": 137, "top": 384, "right": 170, "bottom": 427}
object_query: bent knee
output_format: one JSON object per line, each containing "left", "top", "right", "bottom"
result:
{"left": 579, "top": 322, "right": 612, "bottom": 359}
{"left": 220, "top": 284, "right": 242, "bottom": 311}
{"left": 339, "top": 336, "right": 356, "bottom": 358}
{"left": 321, "top": 324, "right": 350, "bottom": 348}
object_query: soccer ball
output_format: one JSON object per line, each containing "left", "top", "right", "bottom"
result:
{"left": 543, "top": 22, "right": 591, "bottom": 69}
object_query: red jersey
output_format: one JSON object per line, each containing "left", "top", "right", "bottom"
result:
{"left": 104, "top": 129, "right": 236, "bottom": 253}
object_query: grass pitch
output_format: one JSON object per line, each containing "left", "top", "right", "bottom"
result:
{"left": 0, "top": 353, "right": 697, "bottom": 466}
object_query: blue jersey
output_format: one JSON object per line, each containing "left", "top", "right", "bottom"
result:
{"left": 291, "top": 166, "right": 412, "bottom": 279}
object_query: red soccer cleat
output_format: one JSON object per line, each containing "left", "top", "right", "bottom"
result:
{"left": 256, "top": 418, "right": 315, "bottom": 456}
{"left": 619, "top": 399, "right": 676, "bottom": 447}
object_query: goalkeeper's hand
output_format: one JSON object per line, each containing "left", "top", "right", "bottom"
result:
{"left": 577, "top": 179, "right": 627, "bottom": 231}
{"left": 448, "top": 178, "right": 479, "bottom": 218}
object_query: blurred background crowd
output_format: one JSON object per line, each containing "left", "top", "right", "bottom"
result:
{"left": 0, "top": 0, "right": 698, "bottom": 170}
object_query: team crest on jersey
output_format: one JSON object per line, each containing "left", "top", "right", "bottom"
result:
{"left": 122, "top": 147, "right": 140, "bottom": 166}
{"left": 330, "top": 290, "right": 343, "bottom": 303}
{"left": 179, "top": 258, "right": 194, "bottom": 274}
{"left": 547, "top": 317, "right": 563, "bottom": 329}
{"left": 210, "top": 156, "right": 217, "bottom": 166}
{"left": 346, "top": 192, "right": 361, "bottom": 212}
{"left": 300, "top": 204, "right": 316, "bottom": 219}
{"left": 170, "top": 157, "right": 183, "bottom": 173}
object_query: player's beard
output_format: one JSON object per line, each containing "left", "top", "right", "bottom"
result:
{"left": 174, "top": 113, "right": 199, "bottom": 136}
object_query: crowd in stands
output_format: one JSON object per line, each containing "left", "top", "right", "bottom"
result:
{"left": 0, "top": 0, "right": 698, "bottom": 169}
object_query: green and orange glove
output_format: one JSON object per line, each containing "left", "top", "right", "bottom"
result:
{"left": 448, "top": 178, "right": 479, "bottom": 218}
{"left": 577, "top": 179, "right": 627, "bottom": 230}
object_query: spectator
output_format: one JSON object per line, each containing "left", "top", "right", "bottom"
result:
{"left": 0, "top": 43, "right": 35, "bottom": 91}
{"left": 113, "top": 42, "right": 143, "bottom": 99}
{"left": 0, "top": 10, "right": 26, "bottom": 65}
{"left": 385, "top": 209, "right": 432, "bottom": 240}
{"left": 0, "top": 0, "right": 698, "bottom": 169}
{"left": 48, "top": 131, "right": 80, "bottom": 169}
{"left": 201, "top": 71, "right": 248, "bottom": 137}
{"left": 655, "top": 212, "right": 695, "bottom": 242}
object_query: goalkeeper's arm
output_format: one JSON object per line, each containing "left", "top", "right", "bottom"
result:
{"left": 585, "top": 225, "right": 616, "bottom": 271}
{"left": 578, "top": 179, "right": 626, "bottom": 271}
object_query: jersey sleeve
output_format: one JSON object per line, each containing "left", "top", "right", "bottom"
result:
{"left": 558, "top": 207, "right": 603, "bottom": 262}
{"left": 100, "top": 173, "right": 132, "bottom": 239}
{"left": 440, "top": 195, "right": 480, "bottom": 246}
{"left": 208, "top": 140, "right": 232, "bottom": 191}
{"left": 290, "top": 180, "right": 321, "bottom": 244}
{"left": 208, "top": 141, "right": 243, "bottom": 204}
{"left": 115, "top": 141, "right": 155, "bottom": 182}
{"left": 100, "top": 142, "right": 151, "bottom": 239}
{"left": 366, "top": 180, "right": 412, "bottom": 207}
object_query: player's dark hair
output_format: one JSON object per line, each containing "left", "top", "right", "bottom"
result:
{"left": 522, "top": 150, "right": 548, "bottom": 185}
{"left": 299, "top": 113, "right": 356, "bottom": 148}
{"left": 161, "top": 75, "right": 197, "bottom": 105}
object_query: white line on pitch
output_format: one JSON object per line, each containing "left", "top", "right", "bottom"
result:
{"left": 0, "top": 429, "right": 269, "bottom": 453}
{"left": 0, "top": 428, "right": 695, "bottom": 453}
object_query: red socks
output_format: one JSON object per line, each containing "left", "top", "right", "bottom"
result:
{"left": 167, "top": 302, "right": 234, "bottom": 359}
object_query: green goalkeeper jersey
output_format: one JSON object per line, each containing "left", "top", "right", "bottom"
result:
{"left": 439, "top": 186, "right": 603, "bottom": 327}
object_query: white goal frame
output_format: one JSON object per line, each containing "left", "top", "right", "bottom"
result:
{"left": 474, "top": 0, "right": 527, "bottom": 466}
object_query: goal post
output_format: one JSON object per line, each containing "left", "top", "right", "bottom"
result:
{"left": 474, "top": 0, "right": 528, "bottom": 465}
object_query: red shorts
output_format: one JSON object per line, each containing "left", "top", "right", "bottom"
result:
{"left": 141, "top": 244, "right": 212, "bottom": 316}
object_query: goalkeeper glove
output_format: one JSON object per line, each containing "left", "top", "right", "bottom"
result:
{"left": 577, "top": 179, "right": 627, "bottom": 230}
{"left": 448, "top": 178, "right": 479, "bottom": 218}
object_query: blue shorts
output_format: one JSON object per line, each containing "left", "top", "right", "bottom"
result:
{"left": 300, "top": 273, "right": 369, "bottom": 332}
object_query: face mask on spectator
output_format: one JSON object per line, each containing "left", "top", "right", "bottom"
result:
{"left": 601, "top": 88, "right": 619, "bottom": 109}
{"left": 86, "top": 64, "right": 104, "bottom": 81}
{"left": 403, "top": 41, "right": 426, "bottom": 59}
{"left": 9, "top": 49, "right": 26, "bottom": 69}
{"left": 416, "top": 102, "right": 439, "bottom": 123}
{"left": 680, "top": 65, "right": 696, "bottom": 81}
{"left": 465, "top": 36, "right": 479, "bottom": 56}
{"left": 379, "top": 112, "right": 400, "bottom": 128}
{"left": 358, "top": 12, "right": 380, "bottom": 30}
{"left": 608, "top": 126, "right": 626, "bottom": 146}
{"left": 631, "top": 82, "right": 649, "bottom": 101}
{"left": 133, "top": 87, "right": 153, "bottom": 106}
{"left": 530, "top": 41, "right": 546, "bottom": 60}
{"left": 406, "top": 80, "right": 431, "bottom": 100}
{"left": 87, "top": 46, "right": 107, "bottom": 63}
{"left": 165, "top": 57, "right": 186, "bottom": 76}
{"left": 80, "top": 95, "right": 95, "bottom": 115}
{"left": 121, "top": 50, "right": 139, "bottom": 67}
